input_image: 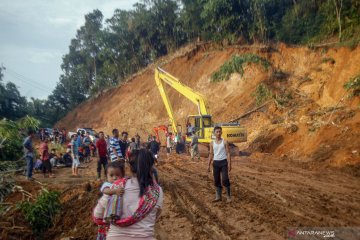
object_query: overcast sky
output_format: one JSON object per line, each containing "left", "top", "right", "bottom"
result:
{"left": 0, "top": 0, "right": 138, "bottom": 99}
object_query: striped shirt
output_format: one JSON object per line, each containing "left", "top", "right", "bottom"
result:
{"left": 109, "top": 137, "right": 123, "bottom": 161}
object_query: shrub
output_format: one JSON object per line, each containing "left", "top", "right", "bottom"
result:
{"left": 211, "top": 54, "right": 270, "bottom": 82}
{"left": 274, "top": 92, "right": 293, "bottom": 107}
{"left": 253, "top": 84, "right": 272, "bottom": 106}
{"left": 19, "top": 190, "right": 61, "bottom": 238}
{"left": 344, "top": 74, "right": 360, "bottom": 98}
{"left": 0, "top": 116, "right": 39, "bottom": 161}
{"left": 321, "top": 57, "right": 335, "bottom": 64}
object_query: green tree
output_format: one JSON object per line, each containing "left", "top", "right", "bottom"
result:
{"left": 0, "top": 116, "right": 39, "bottom": 161}
{"left": 0, "top": 67, "right": 28, "bottom": 120}
{"left": 180, "top": 0, "right": 206, "bottom": 41}
{"left": 201, "top": 0, "right": 252, "bottom": 43}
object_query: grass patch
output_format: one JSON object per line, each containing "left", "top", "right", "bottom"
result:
{"left": 253, "top": 84, "right": 272, "bottom": 106}
{"left": 336, "top": 39, "right": 359, "bottom": 50}
{"left": 211, "top": 54, "right": 270, "bottom": 82}
{"left": 274, "top": 92, "right": 293, "bottom": 108}
{"left": 321, "top": 57, "right": 335, "bottom": 64}
{"left": 18, "top": 190, "right": 61, "bottom": 238}
{"left": 344, "top": 74, "right": 360, "bottom": 98}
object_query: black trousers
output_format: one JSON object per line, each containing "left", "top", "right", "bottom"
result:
{"left": 213, "top": 159, "right": 230, "bottom": 188}
{"left": 42, "top": 160, "right": 52, "bottom": 174}
{"left": 97, "top": 156, "right": 108, "bottom": 177}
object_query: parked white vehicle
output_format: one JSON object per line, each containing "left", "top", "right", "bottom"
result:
{"left": 68, "top": 128, "right": 96, "bottom": 141}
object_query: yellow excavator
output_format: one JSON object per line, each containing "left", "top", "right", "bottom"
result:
{"left": 154, "top": 67, "right": 247, "bottom": 152}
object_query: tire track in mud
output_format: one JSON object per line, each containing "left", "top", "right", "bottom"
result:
{"left": 160, "top": 160, "right": 284, "bottom": 239}
{"left": 158, "top": 155, "right": 360, "bottom": 239}
{"left": 161, "top": 171, "right": 235, "bottom": 239}
{"left": 232, "top": 162, "right": 360, "bottom": 226}
{"left": 155, "top": 191, "right": 208, "bottom": 240}
{"left": 161, "top": 161, "right": 288, "bottom": 238}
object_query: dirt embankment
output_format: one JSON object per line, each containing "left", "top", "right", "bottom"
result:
{"left": 56, "top": 43, "right": 360, "bottom": 169}
{"left": 0, "top": 162, "right": 101, "bottom": 240}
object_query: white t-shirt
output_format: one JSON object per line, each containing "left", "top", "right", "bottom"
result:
{"left": 166, "top": 136, "right": 171, "bottom": 148}
{"left": 107, "top": 177, "right": 164, "bottom": 240}
{"left": 100, "top": 182, "right": 112, "bottom": 193}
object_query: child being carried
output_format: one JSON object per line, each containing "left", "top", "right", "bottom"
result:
{"left": 93, "top": 161, "right": 126, "bottom": 240}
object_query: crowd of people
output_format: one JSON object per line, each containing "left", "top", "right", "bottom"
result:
{"left": 39, "top": 128, "right": 67, "bottom": 144}
{"left": 22, "top": 128, "right": 162, "bottom": 180}
{"left": 22, "top": 125, "right": 232, "bottom": 239}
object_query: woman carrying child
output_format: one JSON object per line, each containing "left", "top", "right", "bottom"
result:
{"left": 93, "top": 161, "right": 126, "bottom": 239}
{"left": 93, "top": 149, "right": 162, "bottom": 239}
{"left": 106, "top": 149, "right": 163, "bottom": 240}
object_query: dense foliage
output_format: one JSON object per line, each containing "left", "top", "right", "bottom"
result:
{"left": 1, "top": 0, "right": 359, "bottom": 125}
{"left": 19, "top": 190, "right": 61, "bottom": 238}
{"left": 0, "top": 116, "right": 39, "bottom": 161}
{"left": 253, "top": 83, "right": 273, "bottom": 106}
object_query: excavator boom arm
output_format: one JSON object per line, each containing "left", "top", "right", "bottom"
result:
{"left": 155, "top": 67, "right": 209, "bottom": 133}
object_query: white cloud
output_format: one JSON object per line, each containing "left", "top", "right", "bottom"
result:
{"left": 0, "top": 0, "right": 138, "bottom": 98}
{"left": 48, "top": 17, "right": 74, "bottom": 26}
{"left": 29, "top": 50, "right": 62, "bottom": 64}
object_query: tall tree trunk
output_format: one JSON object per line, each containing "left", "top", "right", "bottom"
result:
{"left": 333, "top": 0, "right": 343, "bottom": 42}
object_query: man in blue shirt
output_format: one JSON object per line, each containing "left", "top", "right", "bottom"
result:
{"left": 70, "top": 134, "right": 80, "bottom": 176}
{"left": 109, "top": 129, "right": 123, "bottom": 162}
{"left": 23, "top": 129, "right": 35, "bottom": 180}
{"left": 76, "top": 132, "right": 82, "bottom": 147}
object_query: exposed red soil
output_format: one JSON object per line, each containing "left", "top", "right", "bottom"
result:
{"left": 56, "top": 43, "right": 360, "bottom": 169}
{"left": 2, "top": 42, "right": 360, "bottom": 239}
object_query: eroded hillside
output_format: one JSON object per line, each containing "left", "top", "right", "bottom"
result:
{"left": 57, "top": 43, "right": 360, "bottom": 168}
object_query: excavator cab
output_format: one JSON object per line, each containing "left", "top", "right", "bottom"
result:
{"left": 186, "top": 115, "right": 212, "bottom": 139}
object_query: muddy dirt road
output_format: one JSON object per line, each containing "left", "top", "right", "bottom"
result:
{"left": 2, "top": 151, "right": 359, "bottom": 240}
{"left": 155, "top": 153, "right": 360, "bottom": 240}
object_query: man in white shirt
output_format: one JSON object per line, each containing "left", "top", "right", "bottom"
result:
{"left": 208, "top": 126, "right": 232, "bottom": 202}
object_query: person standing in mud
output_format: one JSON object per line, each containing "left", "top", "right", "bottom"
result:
{"left": 148, "top": 136, "right": 160, "bottom": 159}
{"left": 23, "top": 129, "right": 35, "bottom": 181}
{"left": 110, "top": 129, "right": 123, "bottom": 162}
{"left": 119, "top": 131, "right": 128, "bottom": 160}
{"left": 135, "top": 133, "right": 141, "bottom": 149}
{"left": 166, "top": 133, "right": 172, "bottom": 156}
{"left": 96, "top": 131, "right": 108, "bottom": 180}
{"left": 208, "top": 126, "right": 232, "bottom": 202}
{"left": 82, "top": 132, "right": 91, "bottom": 163}
{"left": 190, "top": 131, "right": 200, "bottom": 160}
{"left": 70, "top": 134, "right": 80, "bottom": 176}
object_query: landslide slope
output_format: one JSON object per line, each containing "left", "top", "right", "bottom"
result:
{"left": 57, "top": 43, "right": 360, "bottom": 168}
